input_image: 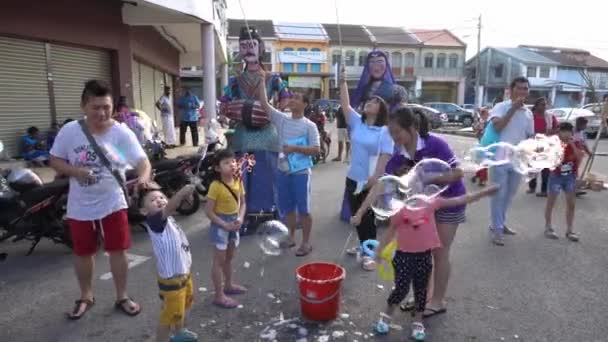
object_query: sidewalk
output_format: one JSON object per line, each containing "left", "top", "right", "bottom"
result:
{"left": 0, "top": 129, "right": 205, "bottom": 183}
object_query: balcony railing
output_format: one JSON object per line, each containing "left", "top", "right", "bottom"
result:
{"left": 342, "top": 65, "right": 463, "bottom": 79}
{"left": 414, "top": 67, "right": 463, "bottom": 79}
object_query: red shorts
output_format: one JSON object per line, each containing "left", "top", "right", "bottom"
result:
{"left": 68, "top": 210, "right": 131, "bottom": 256}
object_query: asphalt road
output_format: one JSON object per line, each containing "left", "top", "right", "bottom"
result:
{"left": 1, "top": 133, "right": 608, "bottom": 342}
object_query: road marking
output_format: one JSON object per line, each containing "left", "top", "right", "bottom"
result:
{"left": 99, "top": 253, "right": 150, "bottom": 280}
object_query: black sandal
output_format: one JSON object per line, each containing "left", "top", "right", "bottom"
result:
{"left": 67, "top": 298, "right": 95, "bottom": 320}
{"left": 114, "top": 298, "right": 141, "bottom": 317}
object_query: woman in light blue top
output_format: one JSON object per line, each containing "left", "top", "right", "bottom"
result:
{"left": 338, "top": 67, "right": 394, "bottom": 271}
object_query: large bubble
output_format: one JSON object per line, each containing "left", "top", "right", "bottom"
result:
{"left": 102, "top": 143, "right": 129, "bottom": 168}
{"left": 371, "top": 158, "right": 451, "bottom": 219}
{"left": 256, "top": 220, "right": 290, "bottom": 256}
{"left": 463, "top": 134, "right": 564, "bottom": 177}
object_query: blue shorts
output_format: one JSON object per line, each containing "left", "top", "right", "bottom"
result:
{"left": 276, "top": 171, "right": 311, "bottom": 216}
{"left": 209, "top": 213, "right": 240, "bottom": 250}
{"left": 548, "top": 173, "right": 576, "bottom": 194}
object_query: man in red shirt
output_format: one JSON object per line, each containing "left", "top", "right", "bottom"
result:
{"left": 544, "top": 122, "right": 584, "bottom": 242}
{"left": 529, "top": 97, "right": 558, "bottom": 196}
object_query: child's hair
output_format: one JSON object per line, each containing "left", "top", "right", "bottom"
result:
{"left": 211, "top": 149, "right": 236, "bottom": 179}
{"left": 575, "top": 116, "right": 588, "bottom": 130}
{"left": 559, "top": 121, "right": 574, "bottom": 133}
{"left": 136, "top": 182, "right": 164, "bottom": 209}
{"left": 27, "top": 126, "right": 39, "bottom": 135}
{"left": 390, "top": 106, "right": 430, "bottom": 138}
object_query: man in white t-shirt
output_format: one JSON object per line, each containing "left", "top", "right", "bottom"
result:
{"left": 488, "top": 77, "right": 534, "bottom": 246}
{"left": 155, "top": 86, "right": 177, "bottom": 147}
{"left": 50, "top": 80, "right": 151, "bottom": 320}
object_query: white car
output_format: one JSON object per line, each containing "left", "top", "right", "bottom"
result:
{"left": 547, "top": 107, "right": 603, "bottom": 136}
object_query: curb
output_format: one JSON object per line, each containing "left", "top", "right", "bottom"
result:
{"left": 433, "top": 129, "right": 476, "bottom": 138}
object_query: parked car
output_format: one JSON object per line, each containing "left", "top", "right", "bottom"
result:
{"left": 583, "top": 102, "right": 605, "bottom": 115}
{"left": 407, "top": 104, "right": 448, "bottom": 129}
{"left": 548, "top": 107, "right": 604, "bottom": 137}
{"left": 424, "top": 102, "right": 475, "bottom": 126}
{"left": 461, "top": 104, "right": 476, "bottom": 113}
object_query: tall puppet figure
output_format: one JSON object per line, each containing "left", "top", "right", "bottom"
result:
{"left": 220, "top": 26, "right": 290, "bottom": 227}
{"left": 340, "top": 50, "right": 408, "bottom": 222}
{"left": 351, "top": 50, "right": 408, "bottom": 112}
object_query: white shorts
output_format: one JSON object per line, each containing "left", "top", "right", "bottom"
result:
{"left": 337, "top": 128, "right": 349, "bottom": 143}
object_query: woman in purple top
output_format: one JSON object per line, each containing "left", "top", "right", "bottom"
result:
{"left": 374, "top": 106, "right": 466, "bottom": 317}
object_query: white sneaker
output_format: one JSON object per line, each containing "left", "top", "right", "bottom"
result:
{"left": 346, "top": 246, "right": 360, "bottom": 256}
{"left": 411, "top": 322, "right": 426, "bottom": 341}
{"left": 544, "top": 227, "right": 559, "bottom": 239}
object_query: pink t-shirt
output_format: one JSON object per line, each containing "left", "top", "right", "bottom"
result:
{"left": 390, "top": 197, "right": 443, "bottom": 253}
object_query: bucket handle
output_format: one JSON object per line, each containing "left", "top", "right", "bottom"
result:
{"left": 299, "top": 287, "right": 341, "bottom": 305}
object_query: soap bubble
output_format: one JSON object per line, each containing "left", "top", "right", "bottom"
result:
{"left": 102, "top": 143, "right": 129, "bottom": 168}
{"left": 370, "top": 175, "right": 408, "bottom": 220}
{"left": 371, "top": 159, "right": 451, "bottom": 219}
{"left": 463, "top": 135, "right": 564, "bottom": 177}
{"left": 256, "top": 220, "right": 290, "bottom": 256}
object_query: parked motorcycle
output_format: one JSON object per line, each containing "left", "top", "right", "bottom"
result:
{"left": 311, "top": 111, "right": 331, "bottom": 164}
{"left": 0, "top": 141, "right": 71, "bottom": 256}
{"left": 144, "top": 124, "right": 167, "bottom": 161}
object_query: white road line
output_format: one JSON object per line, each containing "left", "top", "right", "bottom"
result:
{"left": 99, "top": 253, "right": 150, "bottom": 280}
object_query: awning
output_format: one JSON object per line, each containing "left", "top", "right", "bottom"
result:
{"left": 122, "top": 0, "right": 227, "bottom": 67}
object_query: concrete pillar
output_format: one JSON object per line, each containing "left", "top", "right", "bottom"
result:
{"left": 550, "top": 86, "right": 557, "bottom": 107}
{"left": 221, "top": 63, "right": 229, "bottom": 90}
{"left": 457, "top": 78, "right": 466, "bottom": 105}
{"left": 201, "top": 23, "right": 216, "bottom": 120}
{"left": 415, "top": 77, "right": 423, "bottom": 99}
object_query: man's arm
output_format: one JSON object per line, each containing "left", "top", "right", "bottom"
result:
{"left": 49, "top": 156, "right": 91, "bottom": 181}
{"left": 134, "top": 157, "right": 152, "bottom": 185}
{"left": 155, "top": 98, "right": 162, "bottom": 111}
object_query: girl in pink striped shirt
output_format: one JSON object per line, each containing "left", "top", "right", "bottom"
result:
{"left": 374, "top": 185, "right": 498, "bottom": 340}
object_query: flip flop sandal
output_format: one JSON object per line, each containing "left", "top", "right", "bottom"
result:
{"left": 212, "top": 297, "right": 238, "bottom": 309}
{"left": 67, "top": 298, "right": 95, "bottom": 320}
{"left": 114, "top": 298, "right": 141, "bottom": 317}
{"left": 224, "top": 286, "right": 248, "bottom": 295}
{"left": 295, "top": 245, "right": 313, "bottom": 257}
{"left": 422, "top": 307, "right": 447, "bottom": 319}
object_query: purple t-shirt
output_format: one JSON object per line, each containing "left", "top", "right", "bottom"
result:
{"left": 385, "top": 134, "right": 466, "bottom": 213}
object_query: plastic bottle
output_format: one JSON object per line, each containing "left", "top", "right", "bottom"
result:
{"left": 278, "top": 152, "right": 290, "bottom": 172}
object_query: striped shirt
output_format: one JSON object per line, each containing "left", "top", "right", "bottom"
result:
{"left": 270, "top": 108, "right": 320, "bottom": 174}
{"left": 145, "top": 211, "right": 192, "bottom": 279}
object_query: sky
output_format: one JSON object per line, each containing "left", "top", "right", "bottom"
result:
{"left": 227, "top": 0, "right": 608, "bottom": 62}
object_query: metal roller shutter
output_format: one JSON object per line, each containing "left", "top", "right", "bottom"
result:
{"left": 51, "top": 44, "right": 111, "bottom": 124}
{"left": 132, "top": 60, "right": 142, "bottom": 111}
{"left": 139, "top": 63, "right": 157, "bottom": 124}
{"left": 0, "top": 37, "right": 51, "bottom": 157}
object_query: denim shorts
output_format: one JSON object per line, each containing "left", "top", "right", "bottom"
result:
{"left": 548, "top": 173, "right": 576, "bottom": 194}
{"left": 209, "top": 213, "right": 240, "bottom": 250}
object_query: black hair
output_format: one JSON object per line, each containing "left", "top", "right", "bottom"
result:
{"left": 211, "top": 149, "right": 236, "bottom": 179}
{"left": 362, "top": 95, "right": 389, "bottom": 127}
{"left": 63, "top": 118, "right": 74, "bottom": 125}
{"left": 575, "top": 116, "right": 588, "bottom": 129}
{"left": 531, "top": 97, "right": 547, "bottom": 112}
{"left": 603, "top": 94, "right": 608, "bottom": 101}
{"left": 81, "top": 79, "right": 113, "bottom": 105}
{"left": 27, "top": 126, "right": 39, "bottom": 135}
{"left": 559, "top": 121, "right": 574, "bottom": 132}
{"left": 390, "top": 106, "right": 430, "bottom": 138}
{"left": 510, "top": 76, "right": 529, "bottom": 90}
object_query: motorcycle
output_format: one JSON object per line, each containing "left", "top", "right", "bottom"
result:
{"left": 311, "top": 111, "right": 331, "bottom": 164}
{"left": 144, "top": 122, "right": 167, "bottom": 161}
{"left": 0, "top": 141, "right": 71, "bottom": 256}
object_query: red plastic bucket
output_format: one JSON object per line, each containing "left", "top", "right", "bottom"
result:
{"left": 296, "top": 262, "right": 346, "bottom": 321}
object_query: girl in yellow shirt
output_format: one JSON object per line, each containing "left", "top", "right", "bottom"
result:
{"left": 204, "top": 149, "right": 247, "bottom": 309}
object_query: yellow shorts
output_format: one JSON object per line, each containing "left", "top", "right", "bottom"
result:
{"left": 158, "top": 273, "right": 193, "bottom": 326}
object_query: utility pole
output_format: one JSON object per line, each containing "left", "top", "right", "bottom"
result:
{"left": 475, "top": 14, "right": 482, "bottom": 107}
